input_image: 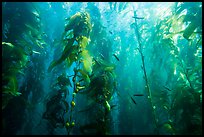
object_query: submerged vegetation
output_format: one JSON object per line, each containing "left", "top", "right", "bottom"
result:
{"left": 2, "top": 2, "right": 202, "bottom": 135}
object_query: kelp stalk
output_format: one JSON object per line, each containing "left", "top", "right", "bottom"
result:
{"left": 133, "top": 10, "right": 159, "bottom": 134}
{"left": 60, "top": 12, "right": 92, "bottom": 135}
{"left": 178, "top": 58, "right": 194, "bottom": 92}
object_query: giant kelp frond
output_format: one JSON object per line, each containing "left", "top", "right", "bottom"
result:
{"left": 2, "top": 76, "right": 21, "bottom": 96}
{"left": 2, "top": 3, "right": 42, "bottom": 111}
{"left": 2, "top": 42, "right": 28, "bottom": 109}
{"left": 79, "top": 50, "right": 93, "bottom": 74}
{"left": 48, "top": 12, "right": 92, "bottom": 72}
{"left": 166, "top": 2, "right": 202, "bottom": 40}
{"left": 2, "top": 2, "right": 42, "bottom": 42}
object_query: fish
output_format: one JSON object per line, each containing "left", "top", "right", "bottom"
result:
{"left": 113, "top": 54, "right": 120, "bottom": 61}
{"left": 98, "top": 52, "right": 105, "bottom": 60}
{"left": 109, "top": 31, "right": 113, "bottom": 34}
{"left": 130, "top": 96, "right": 137, "bottom": 105}
{"left": 133, "top": 94, "right": 144, "bottom": 96}
{"left": 32, "top": 11, "right": 40, "bottom": 18}
{"left": 32, "top": 50, "right": 41, "bottom": 54}
{"left": 163, "top": 86, "right": 172, "bottom": 91}
{"left": 132, "top": 16, "right": 144, "bottom": 19}
{"left": 110, "top": 104, "right": 117, "bottom": 109}
{"left": 163, "top": 105, "right": 168, "bottom": 110}
{"left": 128, "top": 92, "right": 137, "bottom": 105}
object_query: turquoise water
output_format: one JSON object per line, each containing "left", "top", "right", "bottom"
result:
{"left": 2, "top": 2, "right": 202, "bottom": 135}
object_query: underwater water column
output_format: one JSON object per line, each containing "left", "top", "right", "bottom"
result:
{"left": 110, "top": 93, "right": 120, "bottom": 134}
{"left": 132, "top": 10, "right": 159, "bottom": 134}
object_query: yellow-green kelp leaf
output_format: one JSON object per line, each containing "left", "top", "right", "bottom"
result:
{"left": 3, "top": 76, "right": 21, "bottom": 96}
{"left": 79, "top": 36, "right": 90, "bottom": 49}
{"left": 80, "top": 50, "right": 93, "bottom": 74}
{"left": 78, "top": 69, "right": 90, "bottom": 86}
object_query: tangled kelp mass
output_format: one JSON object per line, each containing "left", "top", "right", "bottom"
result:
{"left": 2, "top": 2, "right": 202, "bottom": 135}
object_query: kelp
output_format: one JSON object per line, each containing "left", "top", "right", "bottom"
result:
{"left": 48, "top": 12, "right": 92, "bottom": 72}
{"left": 57, "top": 73, "right": 72, "bottom": 87}
{"left": 77, "top": 36, "right": 90, "bottom": 49}
{"left": 2, "top": 42, "right": 30, "bottom": 109}
{"left": 2, "top": 42, "right": 28, "bottom": 63}
{"left": 80, "top": 50, "right": 93, "bottom": 74}
{"left": 2, "top": 76, "right": 21, "bottom": 96}
{"left": 74, "top": 46, "right": 116, "bottom": 135}
{"left": 2, "top": 2, "right": 41, "bottom": 41}
{"left": 80, "top": 57, "right": 116, "bottom": 103}
{"left": 48, "top": 38, "right": 76, "bottom": 72}
{"left": 158, "top": 24, "right": 202, "bottom": 134}
{"left": 42, "top": 92, "right": 67, "bottom": 128}
{"left": 2, "top": 3, "right": 45, "bottom": 111}
{"left": 166, "top": 2, "right": 202, "bottom": 40}
{"left": 78, "top": 69, "right": 91, "bottom": 86}
{"left": 46, "top": 12, "right": 94, "bottom": 135}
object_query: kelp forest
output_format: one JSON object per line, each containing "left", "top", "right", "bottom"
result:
{"left": 2, "top": 2, "right": 202, "bottom": 135}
